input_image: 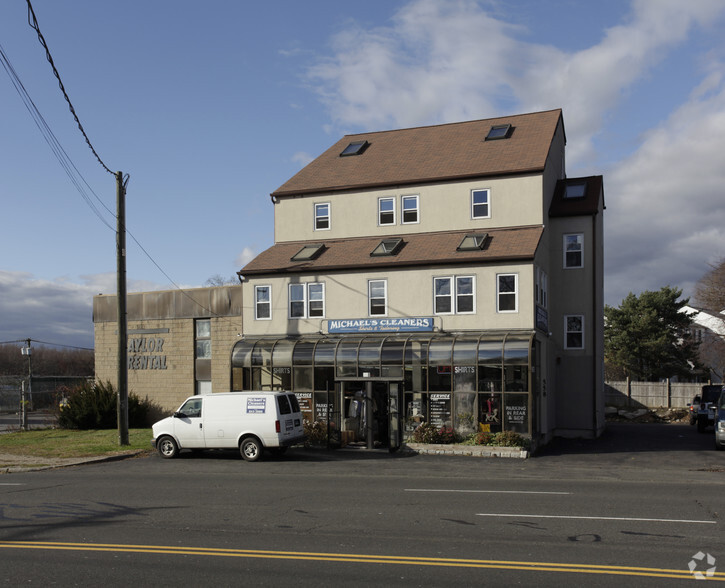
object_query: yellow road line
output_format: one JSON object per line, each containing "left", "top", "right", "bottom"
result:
{"left": 0, "top": 541, "right": 722, "bottom": 581}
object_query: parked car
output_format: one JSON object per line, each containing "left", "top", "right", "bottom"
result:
{"left": 152, "top": 391, "right": 305, "bottom": 461}
{"left": 689, "top": 385, "right": 724, "bottom": 433}
{"left": 716, "top": 389, "right": 725, "bottom": 451}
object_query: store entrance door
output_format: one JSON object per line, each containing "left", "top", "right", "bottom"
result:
{"left": 338, "top": 378, "right": 403, "bottom": 451}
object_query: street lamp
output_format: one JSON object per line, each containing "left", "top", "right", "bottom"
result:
{"left": 20, "top": 340, "right": 32, "bottom": 430}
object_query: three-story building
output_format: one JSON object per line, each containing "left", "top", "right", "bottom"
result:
{"left": 233, "top": 109, "right": 605, "bottom": 448}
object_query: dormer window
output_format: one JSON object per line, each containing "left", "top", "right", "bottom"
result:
{"left": 291, "top": 243, "right": 324, "bottom": 262}
{"left": 340, "top": 140, "right": 369, "bottom": 156}
{"left": 485, "top": 124, "right": 512, "bottom": 140}
{"left": 371, "top": 238, "right": 403, "bottom": 257}
{"left": 564, "top": 182, "right": 587, "bottom": 199}
{"left": 457, "top": 233, "right": 488, "bottom": 251}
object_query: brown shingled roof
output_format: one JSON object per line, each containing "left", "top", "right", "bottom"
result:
{"left": 240, "top": 226, "right": 544, "bottom": 277}
{"left": 272, "top": 109, "right": 563, "bottom": 197}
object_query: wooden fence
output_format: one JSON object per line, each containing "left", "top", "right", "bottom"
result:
{"left": 605, "top": 379, "right": 718, "bottom": 409}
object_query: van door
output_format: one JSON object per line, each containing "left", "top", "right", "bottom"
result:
{"left": 173, "top": 396, "right": 205, "bottom": 449}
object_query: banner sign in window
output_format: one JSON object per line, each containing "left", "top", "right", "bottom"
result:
{"left": 328, "top": 317, "right": 434, "bottom": 334}
{"left": 429, "top": 393, "right": 451, "bottom": 428}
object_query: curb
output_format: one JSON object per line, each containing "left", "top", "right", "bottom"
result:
{"left": 403, "top": 443, "right": 529, "bottom": 459}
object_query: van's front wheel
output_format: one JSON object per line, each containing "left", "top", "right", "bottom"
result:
{"left": 240, "top": 437, "right": 263, "bottom": 462}
{"left": 157, "top": 436, "right": 179, "bottom": 459}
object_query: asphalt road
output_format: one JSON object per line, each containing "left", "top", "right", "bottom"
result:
{"left": 1, "top": 422, "right": 724, "bottom": 586}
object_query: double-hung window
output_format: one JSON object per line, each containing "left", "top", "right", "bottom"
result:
{"left": 564, "top": 234, "right": 583, "bottom": 268}
{"left": 314, "top": 203, "right": 330, "bottom": 231}
{"left": 378, "top": 197, "right": 395, "bottom": 226}
{"left": 497, "top": 274, "right": 518, "bottom": 312}
{"left": 369, "top": 280, "right": 387, "bottom": 316}
{"left": 471, "top": 189, "right": 490, "bottom": 219}
{"left": 565, "top": 315, "right": 584, "bottom": 349}
{"left": 402, "top": 195, "right": 419, "bottom": 224}
{"left": 289, "top": 283, "right": 325, "bottom": 319}
{"left": 434, "top": 276, "right": 475, "bottom": 314}
{"left": 255, "top": 285, "right": 271, "bottom": 320}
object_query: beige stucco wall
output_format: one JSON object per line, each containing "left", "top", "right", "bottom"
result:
{"left": 274, "top": 175, "right": 545, "bottom": 243}
{"left": 242, "top": 262, "right": 536, "bottom": 337}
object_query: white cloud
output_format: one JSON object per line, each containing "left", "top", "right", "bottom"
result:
{"left": 0, "top": 271, "right": 171, "bottom": 348}
{"left": 292, "top": 151, "right": 315, "bottom": 168}
{"left": 604, "top": 68, "right": 725, "bottom": 304}
{"left": 235, "top": 247, "right": 258, "bottom": 268}
{"left": 306, "top": 0, "right": 725, "bottom": 306}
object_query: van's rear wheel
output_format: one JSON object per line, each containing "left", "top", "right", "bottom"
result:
{"left": 157, "top": 436, "right": 179, "bottom": 459}
{"left": 240, "top": 437, "right": 263, "bottom": 462}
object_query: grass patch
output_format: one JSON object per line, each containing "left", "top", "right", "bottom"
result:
{"left": 0, "top": 429, "right": 152, "bottom": 458}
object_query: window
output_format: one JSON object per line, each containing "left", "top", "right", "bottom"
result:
{"left": 369, "top": 280, "right": 387, "bottom": 316}
{"left": 565, "top": 315, "right": 584, "bottom": 349}
{"left": 564, "top": 234, "right": 583, "bottom": 268}
{"left": 402, "top": 195, "right": 419, "bottom": 224}
{"left": 471, "top": 189, "right": 490, "bottom": 219}
{"left": 371, "top": 238, "right": 403, "bottom": 257}
{"left": 289, "top": 283, "right": 325, "bottom": 319}
{"left": 457, "top": 233, "right": 487, "bottom": 251}
{"left": 535, "top": 268, "right": 548, "bottom": 308}
{"left": 314, "top": 203, "right": 330, "bottom": 231}
{"left": 378, "top": 197, "right": 395, "bottom": 226}
{"left": 564, "top": 182, "right": 587, "bottom": 199}
{"left": 485, "top": 124, "right": 511, "bottom": 140}
{"left": 255, "top": 285, "right": 271, "bottom": 320}
{"left": 291, "top": 243, "right": 324, "bottom": 261}
{"left": 340, "top": 140, "right": 369, "bottom": 156}
{"left": 434, "top": 276, "right": 475, "bottom": 314}
{"left": 497, "top": 274, "right": 518, "bottom": 312}
{"left": 195, "top": 319, "right": 211, "bottom": 359}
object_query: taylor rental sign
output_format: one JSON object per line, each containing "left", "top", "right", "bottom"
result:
{"left": 327, "top": 317, "right": 434, "bottom": 334}
{"left": 128, "top": 336, "right": 167, "bottom": 370}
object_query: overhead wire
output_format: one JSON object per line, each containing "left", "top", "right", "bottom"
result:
{"left": 11, "top": 2, "right": 243, "bottom": 331}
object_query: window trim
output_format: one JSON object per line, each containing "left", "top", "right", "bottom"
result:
{"left": 563, "top": 233, "right": 584, "bottom": 269}
{"left": 314, "top": 202, "right": 330, "bottom": 231}
{"left": 254, "top": 285, "right": 272, "bottom": 320}
{"left": 288, "top": 282, "right": 325, "bottom": 319}
{"left": 368, "top": 279, "right": 388, "bottom": 317}
{"left": 433, "top": 275, "right": 475, "bottom": 315}
{"left": 496, "top": 273, "right": 518, "bottom": 313}
{"left": 535, "top": 267, "right": 548, "bottom": 309}
{"left": 378, "top": 197, "right": 396, "bottom": 226}
{"left": 564, "top": 314, "right": 585, "bottom": 350}
{"left": 401, "top": 194, "right": 420, "bottom": 224}
{"left": 471, "top": 189, "right": 491, "bottom": 219}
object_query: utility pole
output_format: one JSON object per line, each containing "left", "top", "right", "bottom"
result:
{"left": 20, "top": 340, "right": 32, "bottom": 431}
{"left": 117, "top": 171, "right": 129, "bottom": 445}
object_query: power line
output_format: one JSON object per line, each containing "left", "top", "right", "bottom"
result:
{"left": 26, "top": 0, "right": 113, "bottom": 176}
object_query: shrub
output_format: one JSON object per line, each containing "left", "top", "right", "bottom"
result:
{"left": 411, "top": 422, "right": 458, "bottom": 444}
{"left": 57, "top": 380, "right": 153, "bottom": 429}
{"left": 472, "top": 430, "right": 530, "bottom": 449}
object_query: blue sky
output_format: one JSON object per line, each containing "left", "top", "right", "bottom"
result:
{"left": 1, "top": 0, "right": 724, "bottom": 349}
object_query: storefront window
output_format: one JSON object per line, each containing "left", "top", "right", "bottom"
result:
{"left": 252, "top": 340, "right": 274, "bottom": 390}
{"left": 358, "top": 338, "right": 382, "bottom": 377}
{"left": 503, "top": 393, "right": 528, "bottom": 433}
{"left": 336, "top": 339, "right": 360, "bottom": 378}
{"left": 381, "top": 338, "right": 405, "bottom": 379}
{"left": 504, "top": 337, "right": 529, "bottom": 392}
{"left": 478, "top": 392, "right": 502, "bottom": 433}
{"left": 272, "top": 340, "right": 293, "bottom": 390}
{"left": 454, "top": 392, "right": 476, "bottom": 436}
{"left": 428, "top": 339, "right": 452, "bottom": 392}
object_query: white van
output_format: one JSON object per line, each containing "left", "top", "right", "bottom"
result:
{"left": 151, "top": 391, "right": 305, "bottom": 461}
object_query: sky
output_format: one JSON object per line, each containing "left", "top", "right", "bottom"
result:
{"left": 1, "top": 0, "right": 725, "bottom": 350}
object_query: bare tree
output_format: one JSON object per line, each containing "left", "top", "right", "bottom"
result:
{"left": 694, "top": 257, "right": 725, "bottom": 312}
{"left": 204, "top": 274, "right": 238, "bottom": 286}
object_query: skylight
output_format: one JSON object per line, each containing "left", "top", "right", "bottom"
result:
{"left": 564, "top": 182, "right": 587, "bottom": 199}
{"left": 485, "top": 124, "right": 511, "bottom": 140}
{"left": 457, "top": 233, "right": 488, "bottom": 251}
{"left": 291, "top": 243, "right": 324, "bottom": 262}
{"left": 371, "top": 238, "right": 403, "bottom": 257}
{"left": 339, "top": 140, "right": 369, "bottom": 157}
